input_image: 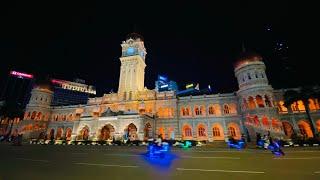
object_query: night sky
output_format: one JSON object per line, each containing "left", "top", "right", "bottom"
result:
{"left": 0, "top": 1, "right": 302, "bottom": 96}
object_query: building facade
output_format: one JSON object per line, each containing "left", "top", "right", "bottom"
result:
{"left": 12, "top": 33, "right": 320, "bottom": 142}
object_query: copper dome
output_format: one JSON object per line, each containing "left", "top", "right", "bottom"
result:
{"left": 234, "top": 51, "right": 263, "bottom": 69}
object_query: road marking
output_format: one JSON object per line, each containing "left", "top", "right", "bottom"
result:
{"left": 176, "top": 168, "right": 265, "bottom": 174}
{"left": 16, "top": 158, "right": 49, "bottom": 163}
{"left": 181, "top": 156, "right": 240, "bottom": 159}
{"left": 104, "top": 154, "right": 140, "bottom": 157}
{"left": 314, "top": 171, "right": 320, "bottom": 174}
{"left": 273, "top": 157, "right": 320, "bottom": 160}
{"left": 74, "top": 162, "right": 139, "bottom": 168}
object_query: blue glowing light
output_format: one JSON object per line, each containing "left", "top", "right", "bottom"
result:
{"left": 158, "top": 75, "right": 168, "bottom": 82}
{"left": 141, "top": 143, "right": 178, "bottom": 171}
{"left": 127, "top": 47, "right": 134, "bottom": 55}
{"left": 227, "top": 139, "right": 245, "bottom": 150}
{"left": 181, "top": 141, "right": 192, "bottom": 149}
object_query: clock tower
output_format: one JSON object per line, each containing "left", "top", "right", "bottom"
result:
{"left": 118, "top": 33, "right": 147, "bottom": 100}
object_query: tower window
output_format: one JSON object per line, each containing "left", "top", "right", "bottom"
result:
{"left": 247, "top": 73, "right": 251, "bottom": 80}
{"left": 261, "top": 73, "right": 264, "bottom": 78}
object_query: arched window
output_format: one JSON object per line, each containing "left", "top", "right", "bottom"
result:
{"left": 248, "top": 96, "right": 256, "bottom": 109}
{"left": 208, "top": 106, "right": 215, "bottom": 115}
{"left": 255, "top": 71, "right": 259, "bottom": 78}
{"left": 261, "top": 116, "right": 269, "bottom": 128}
{"left": 195, "top": 106, "right": 200, "bottom": 116}
{"left": 297, "top": 100, "right": 306, "bottom": 111}
{"left": 309, "top": 99, "right": 317, "bottom": 111}
{"left": 212, "top": 127, "right": 220, "bottom": 137}
{"left": 31, "top": 111, "right": 37, "bottom": 120}
{"left": 228, "top": 127, "right": 236, "bottom": 137}
{"left": 181, "top": 107, "right": 186, "bottom": 116}
{"left": 253, "top": 116, "right": 260, "bottom": 126}
{"left": 183, "top": 125, "right": 192, "bottom": 137}
{"left": 278, "top": 101, "right": 288, "bottom": 113}
{"left": 256, "top": 95, "right": 265, "bottom": 108}
{"left": 291, "top": 102, "right": 299, "bottom": 112}
{"left": 185, "top": 107, "right": 190, "bottom": 116}
{"left": 264, "top": 95, "right": 272, "bottom": 107}
{"left": 247, "top": 73, "right": 251, "bottom": 80}
{"left": 198, "top": 125, "right": 206, "bottom": 137}
{"left": 223, "top": 104, "right": 230, "bottom": 114}
{"left": 200, "top": 106, "right": 205, "bottom": 116}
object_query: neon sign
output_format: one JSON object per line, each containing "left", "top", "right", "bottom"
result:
{"left": 185, "top": 84, "right": 194, "bottom": 89}
{"left": 51, "top": 79, "right": 96, "bottom": 95}
{"left": 10, "top": 71, "right": 33, "bottom": 79}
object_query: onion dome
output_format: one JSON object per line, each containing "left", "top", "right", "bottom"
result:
{"left": 234, "top": 51, "right": 263, "bottom": 69}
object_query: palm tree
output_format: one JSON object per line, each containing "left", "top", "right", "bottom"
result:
{"left": 283, "top": 86, "right": 319, "bottom": 137}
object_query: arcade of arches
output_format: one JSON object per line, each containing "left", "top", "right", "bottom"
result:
{"left": 181, "top": 122, "right": 241, "bottom": 140}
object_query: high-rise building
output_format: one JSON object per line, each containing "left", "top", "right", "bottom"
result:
{"left": 50, "top": 78, "right": 96, "bottom": 106}
{"left": 155, "top": 75, "right": 178, "bottom": 92}
{"left": 0, "top": 70, "right": 35, "bottom": 109}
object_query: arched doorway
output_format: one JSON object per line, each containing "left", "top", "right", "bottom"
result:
{"left": 144, "top": 123, "right": 152, "bottom": 139}
{"left": 100, "top": 124, "right": 115, "bottom": 140}
{"left": 79, "top": 126, "right": 90, "bottom": 140}
{"left": 298, "top": 120, "right": 313, "bottom": 138}
{"left": 126, "top": 123, "right": 137, "bottom": 141}
{"left": 158, "top": 127, "right": 165, "bottom": 139}
{"left": 38, "top": 131, "right": 45, "bottom": 139}
{"left": 212, "top": 123, "right": 224, "bottom": 140}
{"left": 65, "top": 128, "right": 72, "bottom": 141}
{"left": 49, "top": 129, "right": 55, "bottom": 140}
{"left": 56, "top": 128, "right": 63, "bottom": 140}
{"left": 182, "top": 124, "right": 193, "bottom": 140}
{"left": 282, "top": 121, "right": 294, "bottom": 137}
{"left": 227, "top": 123, "right": 241, "bottom": 140}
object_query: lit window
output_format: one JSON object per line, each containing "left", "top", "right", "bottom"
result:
{"left": 198, "top": 126, "right": 206, "bottom": 137}
{"left": 213, "top": 127, "right": 220, "bottom": 137}
{"left": 223, "top": 105, "right": 230, "bottom": 114}
{"left": 228, "top": 127, "right": 236, "bottom": 137}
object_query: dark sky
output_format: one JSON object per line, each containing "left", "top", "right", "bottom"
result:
{"left": 0, "top": 1, "right": 302, "bottom": 96}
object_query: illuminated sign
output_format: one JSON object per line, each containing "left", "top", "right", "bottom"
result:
{"left": 158, "top": 75, "right": 168, "bottom": 82}
{"left": 160, "top": 84, "right": 169, "bottom": 88}
{"left": 185, "top": 84, "right": 194, "bottom": 89}
{"left": 51, "top": 79, "right": 96, "bottom": 95}
{"left": 10, "top": 71, "right": 33, "bottom": 79}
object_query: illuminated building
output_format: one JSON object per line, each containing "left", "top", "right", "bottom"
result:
{"left": 0, "top": 70, "right": 35, "bottom": 108}
{"left": 51, "top": 78, "right": 96, "bottom": 106}
{"left": 155, "top": 75, "right": 178, "bottom": 92}
{"left": 12, "top": 34, "right": 320, "bottom": 142}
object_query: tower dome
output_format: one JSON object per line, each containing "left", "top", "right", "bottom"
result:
{"left": 234, "top": 51, "right": 263, "bottom": 70}
{"left": 126, "top": 32, "right": 144, "bottom": 41}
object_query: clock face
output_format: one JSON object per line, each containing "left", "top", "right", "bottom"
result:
{"left": 127, "top": 47, "right": 134, "bottom": 55}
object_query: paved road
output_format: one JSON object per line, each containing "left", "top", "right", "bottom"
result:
{"left": 0, "top": 143, "right": 319, "bottom": 180}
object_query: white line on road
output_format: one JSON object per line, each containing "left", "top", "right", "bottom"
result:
{"left": 176, "top": 168, "right": 265, "bottom": 174}
{"left": 74, "top": 162, "right": 139, "bottom": 168}
{"left": 181, "top": 156, "right": 240, "bottom": 159}
{"left": 16, "top": 158, "right": 49, "bottom": 163}
{"left": 273, "top": 157, "right": 320, "bottom": 160}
